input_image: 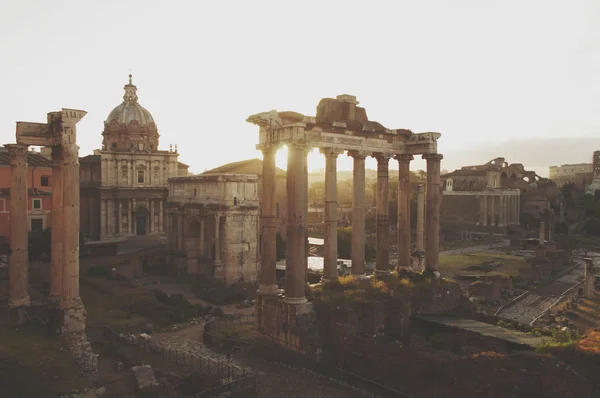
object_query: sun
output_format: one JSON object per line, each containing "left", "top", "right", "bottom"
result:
{"left": 274, "top": 146, "right": 326, "bottom": 172}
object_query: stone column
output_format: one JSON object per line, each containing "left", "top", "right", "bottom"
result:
{"left": 50, "top": 146, "right": 64, "bottom": 301}
{"left": 258, "top": 145, "right": 279, "bottom": 295}
{"left": 349, "top": 151, "right": 368, "bottom": 278}
{"left": 499, "top": 195, "right": 505, "bottom": 227}
{"left": 322, "top": 148, "right": 342, "bottom": 282}
{"left": 423, "top": 154, "right": 443, "bottom": 272}
{"left": 481, "top": 194, "right": 488, "bottom": 226}
{"left": 128, "top": 199, "right": 133, "bottom": 234}
{"left": 584, "top": 258, "right": 595, "bottom": 298}
{"left": 396, "top": 154, "right": 413, "bottom": 269}
{"left": 117, "top": 200, "right": 123, "bottom": 234}
{"left": 284, "top": 143, "right": 309, "bottom": 304}
{"left": 6, "top": 144, "right": 30, "bottom": 307}
{"left": 517, "top": 195, "right": 520, "bottom": 225}
{"left": 373, "top": 153, "right": 391, "bottom": 274}
{"left": 214, "top": 213, "right": 221, "bottom": 264}
{"left": 158, "top": 200, "right": 164, "bottom": 233}
{"left": 100, "top": 199, "right": 107, "bottom": 238}
{"left": 150, "top": 199, "right": 155, "bottom": 234}
{"left": 416, "top": 184, "right": 425, "bottom": 251}
{"left": 60, "top": 140, "right": 82, "bottom": 309}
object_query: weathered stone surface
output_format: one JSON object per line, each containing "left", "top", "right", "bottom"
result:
{"left": 63, "top": 331, "right": 99, "bottom": 381}
{"left": 132, "top": 365, "right": 160, "bottom": 393}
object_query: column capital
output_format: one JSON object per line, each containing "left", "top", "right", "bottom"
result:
{"left": 394, "top": 154, "right": 414, "bottom": 162}
{"left": 422, "top": 153, "right": 443, "bottom": 162}
{"left": 5, "top": 144, "right": 29, "bottom": 167}
{"left": 347, "top": 150, "right": 370, "bottom": 159}
{"left": 372, "top": 152, "right": 392, "bottom": 163}
{"left": 258, "top": 143, "right": 281, "bottom": 154}
{"left": 288, "top": 141, "right": 312, "bottom": 154}
{"left": 320, "top": 147, "right": 344, "bottom": 158}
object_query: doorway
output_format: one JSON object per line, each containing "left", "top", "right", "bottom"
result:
{"left": 136, "top": 216, "right": 147, "bottom": 235}
{"left": 134, "top": 206, "right": 149, "bottom": 236}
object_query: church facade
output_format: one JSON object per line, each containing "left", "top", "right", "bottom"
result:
{"left": 80, "top": 75, "right": 188, "bottom": 240}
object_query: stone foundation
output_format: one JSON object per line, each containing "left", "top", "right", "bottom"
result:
{"left": 255, "top": 295, "right": 318, "bottom": 355}
{"left": 63, "top": 331, "right": 99, "bottom": 382}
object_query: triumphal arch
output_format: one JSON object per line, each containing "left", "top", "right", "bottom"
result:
{"left": 6, "top": 108, "right": 88, "bottom": 332}
{"left": 247, "top": 94, "right": 443, "bottom": 350}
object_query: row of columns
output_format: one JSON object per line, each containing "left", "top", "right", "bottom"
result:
{"left": 257, "top": 143, "right": 443, "bottom": 304}
{"left": 100, "top": 198, "right": 164, "bottom": 237}
{"left": 478, "top": 193, "right": 520, "bottom": 227}
{"left": 6, "top": 141, "right": 82, "bottom": 310}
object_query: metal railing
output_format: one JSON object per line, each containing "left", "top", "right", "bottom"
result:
{"left": 203, "top": 315, "right": 414, "bottom": 398}
{"left": 102, "top": 325, "right": 257, "bottom": 397}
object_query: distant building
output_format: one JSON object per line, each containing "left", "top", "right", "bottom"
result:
{"left": 549, "top": 163, "right": 592, "bottom": 187}
{"left": 0, "top": 147, "right": 54, "bottom": 238}
{"left": 79, "top": 75, "right": 189, "bottom": 240}
{"left": 586, "top": 150, "right": 600, "bottom": 196}
{"left": 166, "top": 173, "right": 260, "bottom": 284}
{"left": 441, "top": 157, "right": 559, "bottom": 228}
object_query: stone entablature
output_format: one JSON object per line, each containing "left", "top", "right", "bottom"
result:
{"left": 165, "top": 174, "right": 260, "bottom": 285}
{"left": 168, "top": 174, "right": 259, "bottom": 208}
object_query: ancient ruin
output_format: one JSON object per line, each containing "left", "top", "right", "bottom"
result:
{"left": 247, "top": 94, "right": 443, "bottom": 350}
{"left": 165, "top": 173, "right": 260, "bottom": 284}
{"left": 5, "top": 108, "right": 98, "bottom": 378}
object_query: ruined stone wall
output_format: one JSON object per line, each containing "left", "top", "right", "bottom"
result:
{"left": 223, "top": 211, "right": 260, "bottom": 284}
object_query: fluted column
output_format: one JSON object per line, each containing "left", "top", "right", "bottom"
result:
{"left": 416, "top": 184, "right": 425, "bottom": 251}
{"left": 374, "top": 153, "right": 391, "bottom": 274}
{"left": 395, "top": 154, "right": 413, "bottom": 269}
{"left": 61, "top": 142, "right": 81, "bottom": 309}
{"left": 258, "top": 145, "right": 278, "bottom": 295}
{"left": 321, "top": 148, "right": 343, "bottom": 282}
{"left": 49, "top": 146, "right": 64, "bottom": 301}
{"left": 499, "top": 195, "right": 505, "bottom": 227}
{"left": 423, "top": 153, "right": 443, "bottom": 272}
{"left": 349, "top": 151, "right": 368, "bottom": 278}
{"left": 284, "top": 143, "right": 309, "bottom": 305}
{"left": 6, "top": 144, "right": 30, "bottom": 307}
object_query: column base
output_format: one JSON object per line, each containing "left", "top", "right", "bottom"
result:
{"left": 8, "top": 296, "right": 31, "bottom": 308}
{"left": 61, "top": 297, "right": 87, "bottom": 334}
{"left": 374, "top": 270, "right": 390, "bottom": 277}
{"left": 257, "top": 284, "right": 280, "bottom": 296}
{"left": 283, "top": 296, "right": 308, "bottom": 305}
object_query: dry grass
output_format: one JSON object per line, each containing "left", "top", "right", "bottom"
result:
{"left": 438, "top": 251, "right": 528, "bottom": 277}
{"left": 0, "top": 329, "right": 91, "bottom": 396}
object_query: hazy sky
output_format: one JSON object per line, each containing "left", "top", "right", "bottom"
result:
{"left": 1, "top": 0, "right": 599, "bottom": 177}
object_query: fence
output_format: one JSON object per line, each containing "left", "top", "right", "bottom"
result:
{"left": 102, "top": 325, "right": 257, "bottom": 397}
{"left": 204, "top": 315, "right": 413, "bottom": 398}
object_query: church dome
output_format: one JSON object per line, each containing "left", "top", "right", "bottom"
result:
{"left": 105, "top": 74, "right": 155, "bottom": 126}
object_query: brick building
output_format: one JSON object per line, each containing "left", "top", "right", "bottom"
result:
{"left": 0, "top": 147, "right": 54, "bottom": 239}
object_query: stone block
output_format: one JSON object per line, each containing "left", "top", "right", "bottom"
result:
{"left": 132, "top": 365, "right": 160, "bottom": 393}
{"left": 467, "top": 281, "right": 500, "bottom": 300}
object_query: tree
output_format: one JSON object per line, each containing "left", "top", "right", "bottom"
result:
{"left": 337, "top": 226, "right": 376, "bottom": 261}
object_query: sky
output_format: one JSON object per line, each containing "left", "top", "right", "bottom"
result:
{"left": 0, "top": 0, "right": 599, "bottom": 177}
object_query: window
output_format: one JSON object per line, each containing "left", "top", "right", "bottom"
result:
{"left": 32, "top": 199, "right": 41, "bottom": 210}
{"left": 41, "top": 176, "right": 49, "bottom": 187}
{"left": 31, "top": 218, "right": 43, "bottom": 232}
{"left": 137, "top": 170, "right": 145, "bottom": 184}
